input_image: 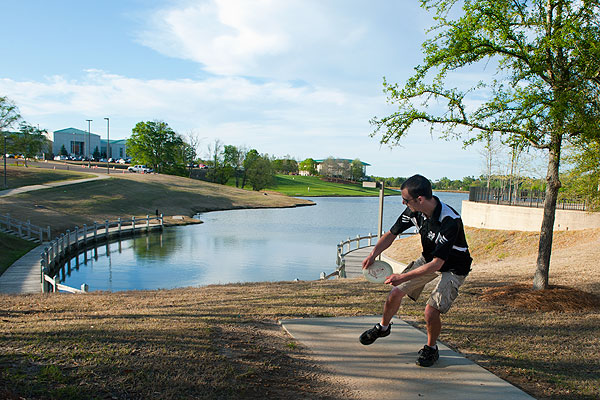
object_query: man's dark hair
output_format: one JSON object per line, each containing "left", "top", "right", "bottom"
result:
{"left": 401, "top": 174, "right": 432, "bottom": 199}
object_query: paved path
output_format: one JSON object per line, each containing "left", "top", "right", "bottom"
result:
{"left": 0, "top": 173, "right": 109, "bottom": 197}
{"left": 280, "top": 315, "right": 535, "bottom": 400}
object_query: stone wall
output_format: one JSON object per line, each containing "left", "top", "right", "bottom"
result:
{"left": 461, "top": 200, "right": 600, "bottom": 231}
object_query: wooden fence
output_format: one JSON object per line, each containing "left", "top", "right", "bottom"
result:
{"left": 40, "top": 215, "right": 164, "bottom": 293}
{"left": 0, "top": 213, "right": 51, "bottom": 242}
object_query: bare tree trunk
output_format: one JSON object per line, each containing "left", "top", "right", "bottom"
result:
{"left": 533, "top": 143, "right": 561, "bottom": 290}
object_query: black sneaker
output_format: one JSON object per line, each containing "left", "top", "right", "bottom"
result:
{"left": 416, "top": 345, "right": 439, "bottom": 367}
{"left": 359, "top": 323, "right": 392, "bottom": 345}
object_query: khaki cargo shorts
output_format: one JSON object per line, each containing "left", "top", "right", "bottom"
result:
{"left": 393, "top": 256, "right": 467, "bottom": 314}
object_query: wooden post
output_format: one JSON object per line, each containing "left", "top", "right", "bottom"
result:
{"left": 132, "top": 216, "right": 136, "bottom": 232}
{"left": 93, "top": 222, "right": 97, "bottom": 241}
{"left": 105, "top": 220, "right": 109, "bottom": 237}
{"left": 74, "top": 226, "right": 79, "bottom": 249}
{"left": 83, "top": 224, "right": 87, "bottom": 244}
{"left": 66, "top": 229, "right": 70, "bottom": 251}
{"left": 146, "top": 215, "right": 150, "bottom": 230}
{"left": 118, "top": 218, "right": 121, "bottom": 236}
{"left": 81, "top": 283, "right": 89, "bottom": 293}
{"left": 47, "top": 226, "right": 50, "bottom": 241}
{"left": 160, "top": 214, "right": 163, "bottom": 227}
{"left": 356, "top": 234, "right": 360, "bottom": 249}
{"left": 368, "top": 233, "right": 372, "bottom": 246}
{"left": 378, "top": 181, "right": 384, "bottom": 239}
{"left": 40, "top": 251, "right": 46, "bottom": 293}
{"left": 27, "top": 220, "right": 31, "bottom": 238}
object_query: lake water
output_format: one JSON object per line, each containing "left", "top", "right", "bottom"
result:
{"left": 60, "top": 192, "right": 468, "bottom": 291}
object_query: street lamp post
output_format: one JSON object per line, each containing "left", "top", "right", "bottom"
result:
{"left": 104, "top": 117, "right": 110, "bottom": 174}
{"left": 86, "top": 119, "right": 92, "bottom": 167}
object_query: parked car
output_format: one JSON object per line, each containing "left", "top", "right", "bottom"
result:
{"left": 54, "top": 155, "right": 68, "bottom": 160}
{"left": 117, "top": 158, "right": 127, "bottom": 164}
{"left": 127, "top": 164, "right": 153, "bottom": 173}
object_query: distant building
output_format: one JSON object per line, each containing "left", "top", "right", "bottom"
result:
{"left": 106, "top": 139, "right": 128, "bottom": 160}
{"left": 313, "top": 158, "right": 370, "bottom": 177}
{"left": 48, "top": 128, "right": 128, "bottom": 159}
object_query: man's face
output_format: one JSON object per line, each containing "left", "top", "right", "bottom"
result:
{"left": 401, "top": 188, "right": 421, "bottom": 212}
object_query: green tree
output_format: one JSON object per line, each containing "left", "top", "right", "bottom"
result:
{"left": 206, "top": 139, "right": 231, "bottom": 184}
{"left": 242, "top": 149, "right": 260, "bottom": 188}
{"left": 7, "top": 123, "right": 50, "bottom": 165}
{"left": 351, "top": 159, "right": 365, "bottom": 181}
{"left": 0, "top": 96, "right": 21, "bottom": 134}
{"left": 223, "top": 145, "right": 242, "bottom": 186}
{"left": 461, "top": 176, "right": 476, "bottom": 191}
{"left": 246, "top": 154, "right": 274, "bottom": 191}
{"left": 299, "top": 158, "right": 317, "bottom": 175}
{"left": 272, "top": 156, "right": 298, "bottom": 175}
{"left": 59, "top": 145, "right": 68, "bottom": 156}
{"left": 371, "top": 0, "right": 600, "bottom": 290}
{"left": 93, "top": 146, "right": 100, "bottom": 160}
{"left": 561, "top": 140, "right": 600, "bottom": 210}
{"left": 127, "top": 120, "right": 184, "bottom": 174}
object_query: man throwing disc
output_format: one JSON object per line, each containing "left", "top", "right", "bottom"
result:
{"left": 360, "top": 174, "right": 472, "bottom": 367}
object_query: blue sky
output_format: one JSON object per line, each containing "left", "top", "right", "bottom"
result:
{"left": 0, "top": 0, "right": 490, "bottom": 179}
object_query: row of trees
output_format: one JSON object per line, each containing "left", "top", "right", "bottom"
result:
{"left": 203, "top": 141, "right": 276, "bottom": 191}
{"left": 370, "top": 174, "right": 548, "bottom": 192}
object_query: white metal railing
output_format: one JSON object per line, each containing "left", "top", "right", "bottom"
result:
{"left": 324, "top": 233, "right": 381, "bottom": 280}
{"left": 0, "top": 213, "right": 51, "bottom": 242}
{"left": 327, "top": 232, "right": 415, "bottom": 280}
{"left": 336, "top": 232, "right": 379, "bottom": 266}
{"left": 40, "top": 214, "right": 164, "bottom": 293}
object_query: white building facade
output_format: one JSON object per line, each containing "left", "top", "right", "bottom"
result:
{"left": 49, "top": 128, "right": 128, "bottom": 159}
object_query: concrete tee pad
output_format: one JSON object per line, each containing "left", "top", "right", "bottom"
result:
{"left": 280, "top": 316, "right": 534, "bottom": 400}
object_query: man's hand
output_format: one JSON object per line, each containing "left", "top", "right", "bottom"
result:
{"left": 384, "top": 273, "right": 407, "bottom": 286}
{"left": 362, "top": 256, "right": 374, "bottom": 270}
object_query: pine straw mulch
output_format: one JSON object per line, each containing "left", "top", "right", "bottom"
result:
{"left": 480, "top": 283, "right": 600, "bottom": 312}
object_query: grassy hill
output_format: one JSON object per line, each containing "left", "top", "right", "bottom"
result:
{"left": 231, "top": 174, "right": 400, "bottom": 197}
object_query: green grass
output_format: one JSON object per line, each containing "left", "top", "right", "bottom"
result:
{"left": 0, "top": 165, "right": 95, "bottom": 190}
{"left": 230, "top": 174, "right": 400, "bottom": 197}
{"left": 0, "top": 232, "right": 37, "bottom": 275}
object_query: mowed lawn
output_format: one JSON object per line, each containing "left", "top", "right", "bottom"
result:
{"left": 230, "top": 174, "right": 400, "bottom": 197}
{"left": 0, "top": 232, "right": 37, "bottom": 275}
{"left": 0, "top": 165, "right": 95, "bottom": 190}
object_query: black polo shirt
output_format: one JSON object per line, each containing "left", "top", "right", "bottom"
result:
{"left": 390, "top": 196, "right": 472, "bottom": 275}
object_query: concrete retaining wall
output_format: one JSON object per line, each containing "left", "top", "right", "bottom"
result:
{"left": 462, "top": 200, "right": 600, "bottom": 231}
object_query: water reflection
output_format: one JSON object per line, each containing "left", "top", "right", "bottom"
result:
{"left": 61, "top": 193, "right": 468, "bottom": 291}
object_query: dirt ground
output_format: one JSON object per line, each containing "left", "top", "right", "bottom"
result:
{"left": 384, "top": 226, "right": 600, "bottom": 297}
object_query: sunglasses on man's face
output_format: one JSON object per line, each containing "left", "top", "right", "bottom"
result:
{"left": 402, "top": 196, "right": 417, "bottom": 204}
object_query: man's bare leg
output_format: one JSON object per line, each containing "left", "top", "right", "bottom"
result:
{"left": 424, "top": 304, "right": 441, "bottom": 347}
{"left": 381, "top": 288, "right": 406, "bottom": 326}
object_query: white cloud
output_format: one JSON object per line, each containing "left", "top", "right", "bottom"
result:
{"left": 0, "top": 69, "right": 381, "bottom": 143}
{"left": 135, "top": 0, "right": 402, "bottom": 84}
